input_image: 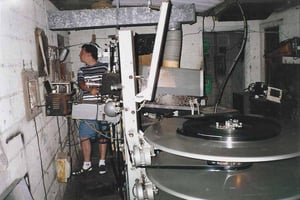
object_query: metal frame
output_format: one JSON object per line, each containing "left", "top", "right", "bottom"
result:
{"left": 119, "top": 1, "right": 171, "bottom": 199}
{"left": 119, "top": 30, "right": 141, "bottom": 199}
{"left": 135, "top": 1, "right": 171, "bottom": 102}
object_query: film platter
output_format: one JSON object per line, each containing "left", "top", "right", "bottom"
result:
{"left": 143, "top": 114, "right": 300, "bottom": 199}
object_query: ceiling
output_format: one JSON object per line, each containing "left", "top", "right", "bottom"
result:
{"left": 48, "top": 0, "right": 224, "bottom": 13}
{"left": 49, "top": 0, "right": 300, "bottom": 21}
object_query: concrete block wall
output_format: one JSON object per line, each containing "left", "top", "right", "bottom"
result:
{"left": 0, "top": 0, "right": 296, "bottom": 199}
{"left": 181, "top": 17, "right": 204, "bottom": 70}
{"left": 199, "top": 6, "right": 299, "bottom": 89}
{"left": 68, "top": 6, "right": 299, "bottom": 98}
{"left": 69, "top": 28, "right": 120, "bottom": 75}
{"left": 0, "top": 0, "right": 71, "bottom": 199}
{"left": 264, "top": 5, "right": 300, "bottom": 74}
{"left": 244, "top": 5, "right": 300, "bottom": 87}
{"left": 243, "top": 20, "right": 262, "bottom": 87}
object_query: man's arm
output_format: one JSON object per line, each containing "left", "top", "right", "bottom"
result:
{"left": 79, "top": 81, "right": 99, "bottom": 95}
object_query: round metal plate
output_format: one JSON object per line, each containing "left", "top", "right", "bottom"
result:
{"left": 146, "top": 152, "right": 300, "bottom": 200}
{"left": 179, "top": 114, "right": 280, "bottom": 141}
{"left": 144, "top": 117, "right": 300, "bottom": 162}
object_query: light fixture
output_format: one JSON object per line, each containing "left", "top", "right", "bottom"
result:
{"left": 59, "top": 47, "right": 69, "bottom": 62}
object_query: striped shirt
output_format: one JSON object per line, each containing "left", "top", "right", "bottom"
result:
{"left": 77, "top": 62, "right": 108, "bottom": 101}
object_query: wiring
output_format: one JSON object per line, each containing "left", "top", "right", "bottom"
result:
{"left": 214, "top": 0, "right": 248, "bottom": 113}
{"left": 183, "top": 29, "right": 202, "bottom": 37}
{"left": 56, "top": 117, "right": 63, "bottom": 151}
{"left": 68, "top": 118, "right": 80, "bottom": 161}
{"left": 137, "top": 100, "right": 146, "bottom": 111}
{"left": 24, "top": 173, "right": 35, "bottom": 200}
{"left": 211, "top": 16, "right": 216, "bottom": 32}
{"left": 65, "top": 119, "right": 121, "bottom": 147}
{"left": 124, "top": 127, "right": 134, "bottom": 165}
{"left": 33, "top": 117, "right": 48, "bottom": 200}
{"left": 64, "top": 126, "right": 98, "bottom": 146}
{"left": 64, "top": 119, "right": 82, "bottom": 147}
{"left": 183, "top": 15, "right": 213, "bottom": 37}
{"left": 81, "top": 119, "right": 117, "bottom": 139}
{"left": 136, "top": 163, "right": 251, "bottom": 171}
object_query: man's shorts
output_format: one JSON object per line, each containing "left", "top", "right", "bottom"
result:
{"left": 79, "top": 120, "right": 108, "bottom": 139}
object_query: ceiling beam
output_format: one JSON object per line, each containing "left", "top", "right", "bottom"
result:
{"left": 48, "top": 4, "right": 196, "bottom": 30}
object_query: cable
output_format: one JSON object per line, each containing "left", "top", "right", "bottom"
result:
{"left": 24, "top": 173, "right": 35, "bottom": 200}
{"left": 65, "top": 119, "right": 121, "bottom": 146}
{"left": 95, "top": 79, "right": 101, "bottom": 121}
{"left": 69, "top": 119, "right": 80, "bottom": 162}
{"left": 211, "top": 16, "right": 216, "bottom": 32}
{"left": 214, "top": 0, "right": 248, "bottom": 113}
{"left": 81, "top": 120, "right": 120, "bottom": 142}
{"left": 136, "top": 163, "right": 251, "bottom": 171}
{"left": 66, "top": 132, "right": 92, "bottom": 146}
{"left": 122, "top": 118, "right": 134, "bottom": 165}
{"left": 33, "top": 117, "right": 48, "bottom": 200}
{"left": 56, "top": 117, "right": 63, "bottom": 151}
{"left": 81, "top": 119, "right": 112, "bottom": 139}
{"left": 137, "top": 100, "right": 146, "bottom": 111}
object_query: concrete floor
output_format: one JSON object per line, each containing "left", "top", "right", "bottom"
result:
{"left": 63, "top": 141, "right": 124, "bottom": 200}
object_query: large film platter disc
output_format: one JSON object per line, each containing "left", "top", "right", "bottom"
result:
{"left": 146, "top": 152, "right": 300, "bottom": 200}
{"left": 144, "top": 115, "right": 300, "bottom": 162}
{"left": 179, "top": 114, "right": 280, "bottom": 141}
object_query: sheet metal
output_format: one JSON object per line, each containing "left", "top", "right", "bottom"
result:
{"left": 146, "top": 152, "right": 300, "bottom": 200}
{"left": 144, "top": 117, "right": 300, "bottom": 162}
{"left": 179, "top": 114, "right": 280, "bottom": 141}
{"left": 48, "top": 4, "right": 195, "bottom": 30}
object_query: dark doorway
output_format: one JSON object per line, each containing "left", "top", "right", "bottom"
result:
{"left": 264, "top": 26, "right": 279, "bottom": 83}
{"left": 203, "top": 31, "right": 245, "bottom": 108}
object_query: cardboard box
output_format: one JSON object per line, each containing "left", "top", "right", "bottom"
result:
{"left": 56, "top": 152, "right": 71, "bottom": 183}
{"left": 138, "top": 54, "right": 152, "bottom": 66}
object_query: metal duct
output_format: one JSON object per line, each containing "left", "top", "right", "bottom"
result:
{"left": 162, "top": 24, "right": 182, "bottom": 68}
{"left": 47, "top": 4, "right": 195, "bottom": 30}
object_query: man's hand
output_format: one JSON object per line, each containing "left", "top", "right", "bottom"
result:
{"left": 89, "top": 87, "right": 99, "bottom": 95}
{"left": 79, "top": 81, "right": 99, "bottom": 95}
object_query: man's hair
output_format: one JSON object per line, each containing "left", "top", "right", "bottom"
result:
{"left": 82, "top": 43, "right": 98, "bottom": 60}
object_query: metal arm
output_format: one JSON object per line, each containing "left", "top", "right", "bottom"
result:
{"left": 135, "top": 1, "right": 171, "bottom": 103}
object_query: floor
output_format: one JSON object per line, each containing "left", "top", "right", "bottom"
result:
{"left": 63, "top": 141, "right": 125, "bottom": 200}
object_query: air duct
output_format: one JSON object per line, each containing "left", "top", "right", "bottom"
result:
{"left": 163, "top": 23, "right": 182, "bottom": 68}
{"left": 48, "top": 4, "right": 195, "bottom": 30}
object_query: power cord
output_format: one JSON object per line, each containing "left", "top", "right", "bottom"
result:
{"left": 56, "top": 116, "right": 63, "bottom": 151}
{"left": 33, "top": 117, "right": 48, "bottom": 200}
{"left": 214, "top": 0, "right": 248, "bottom": 113}
{"left": 24, "top": 173, "right": 35, "bottom": 200}
{"left": 70, "top": 119, "right": 80, "bottom": 161}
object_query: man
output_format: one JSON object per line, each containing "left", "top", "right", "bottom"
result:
{"left": 72, "top": 43, "right": 108, "bottom": 175}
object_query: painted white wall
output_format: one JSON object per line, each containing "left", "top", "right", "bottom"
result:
{"left": 199, "top": 5, "right": 300, "bottom": 89}
{"left": 244, "top": 20, "right": 263, "bottom": 87}
{"left": 69, "top": 28, "right": 120, "bottom": 74}
{"left": 0, "top": 1, "right": 298, "bottom": 198}
{"left": 0, "top": 0, "right": 70, "bottom": 199}
{"left": 68, "top": 5, "right": 299, "bottom": 94}
{"left": 181, "top": 18, "right": 203, "bottom": 70}
{"left": 257, "top": 5, "right": 300, "bottom": 85}
{"left": 68, "top": 23, "right": 205, "bottom": 73}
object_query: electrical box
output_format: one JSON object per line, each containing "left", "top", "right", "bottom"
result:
{"left": 46, "top": 94, "right": 72, "bottom": 116}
